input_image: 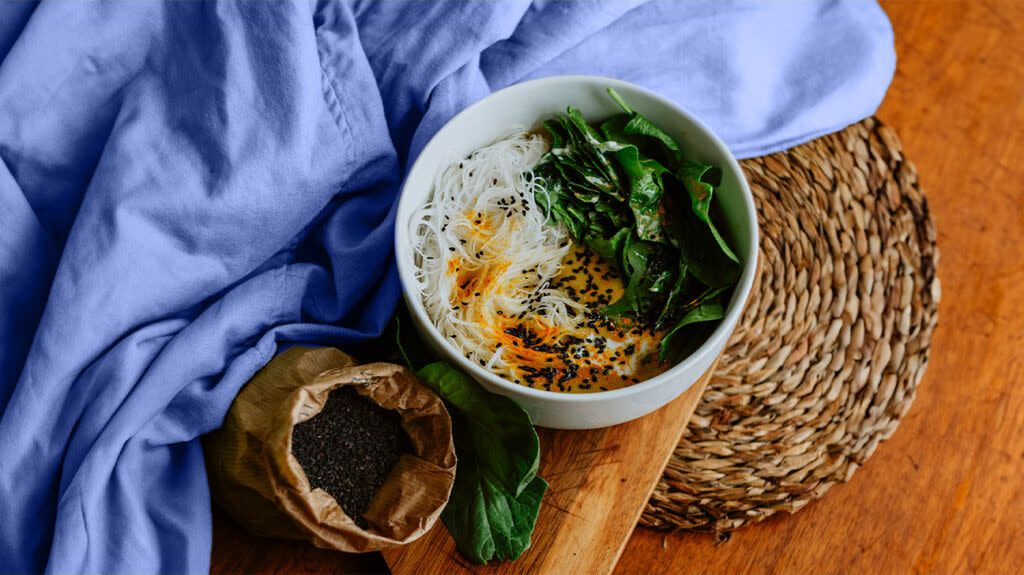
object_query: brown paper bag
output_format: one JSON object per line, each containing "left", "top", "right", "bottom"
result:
{"left": 204, "top": 346, "right": 456, "bottom": 553}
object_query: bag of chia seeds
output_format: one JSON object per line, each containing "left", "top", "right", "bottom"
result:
{"left": 204, "top": 346, "right": 456, "bottom": 553}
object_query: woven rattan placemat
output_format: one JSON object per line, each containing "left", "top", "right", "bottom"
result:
{"left": 642, "top": 117, "right": 940, "bottom": 536}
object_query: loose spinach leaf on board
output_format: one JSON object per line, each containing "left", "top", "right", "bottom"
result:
{"left": 416, "top": 362, "right": 547, "bottom": 564}
{"left": 441, "top": 448, "right": 546, "bottom": 565}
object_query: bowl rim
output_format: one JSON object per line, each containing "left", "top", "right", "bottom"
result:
{"left": 395, "top": 74, "right": 759, "bottom": 404}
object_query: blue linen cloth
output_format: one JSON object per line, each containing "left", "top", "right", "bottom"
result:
{"left": 0, "top": 1, "right": 893, "bottom": 572}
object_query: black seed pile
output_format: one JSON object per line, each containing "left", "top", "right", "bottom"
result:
{"left": 291, "top": 386, "right": 410, "bottom": 529}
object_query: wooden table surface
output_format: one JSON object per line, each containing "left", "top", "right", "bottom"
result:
{"left": 212, "top": 1, "right": 1023, "bottom": 573}
{"left": 616, "top": 1, "right": 1024, "bottom": 573}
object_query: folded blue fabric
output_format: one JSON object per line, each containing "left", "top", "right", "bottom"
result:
{"left": 0, "top": 1, "right": 893, "bottom": 572}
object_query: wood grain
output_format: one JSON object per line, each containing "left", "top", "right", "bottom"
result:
{"left": 616, "top": 1, "right": 1024, "bottom": 573}
{"left": 382, "top": 370, "right": 713, "bottom": 575}
{"left": 211, "top": 505, "right": 392, "bottom": 575}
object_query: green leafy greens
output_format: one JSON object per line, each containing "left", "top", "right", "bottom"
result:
{"left": 416, "top": 362, "right": 547, "bottom": 564}
{"left": 534, "top": 88, "right": 741, "bottom": 362}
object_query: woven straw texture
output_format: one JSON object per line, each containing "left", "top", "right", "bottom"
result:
{"left": 642, "top": 117, "right": 940, "bottom": 535}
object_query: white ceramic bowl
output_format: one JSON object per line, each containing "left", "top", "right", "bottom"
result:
{"left": 395, "top": 76, "right": 758, "bottom": 429}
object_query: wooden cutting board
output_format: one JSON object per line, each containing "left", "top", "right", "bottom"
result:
{"left": 382, "top": 364, "right": 714, "bottom": 575}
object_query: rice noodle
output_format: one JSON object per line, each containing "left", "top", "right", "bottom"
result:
{"left": 410, "top": 132, "right": 584, "bottom": 378}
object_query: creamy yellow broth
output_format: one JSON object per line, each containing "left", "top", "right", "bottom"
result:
{"left": 495, "top": 245, "right": 670, "bottom": 393}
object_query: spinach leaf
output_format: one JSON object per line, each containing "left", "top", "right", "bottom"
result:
{"left": 613, "top": 144, "right": 669, "bottom": 243}
{"left": 603, "top": 234, "right": 652, "bottom": 316}
{"left": 655, "top": 262, "right": 690, "bottom": 331}
{"left": 607, "top": 88, "right": 682, "bottom": 168}
{"left": 586, "top": 227, "right": 630, "bottom": 261}
{"left": 597, "top": 115, "right": 636, "bottom": 152}
{"left": 648, "top": 269, "right": 673, "bottom": 293}
{"left": 543, "top": 119, "right": 566, "bottom": 149}
{"left": 567, "top": 107, "right": 623, "bottom": 194}
{"left": 661, "top": 322, "right": 716, "bottom": 365}
{"left": 417, "top": 363, "right": 539, "bottom": 495}
{"left": 555, "top": 114, "right": 620, "bottom": 199}
{"left": 445, "top": 459, "right": 546, "bottom": 564}
{"left": 548, "top": 151, "right": 604, "bottom": 203}
{"left": 594, "top": 201, "right": 631, "bottom": 229}
{"left": 662, "top": 181, "right": 740, "bottom": 288}
{"left": 417, "top": 362, "right": 547, "bottom": 564}
{"left": 599, "top": 114, "right": 665, "bottom": 165}
{"left": 635, "top": 244, "right": 677, "bottom": 321}
{"left": 676, "top": 162, "right": 739, "bottom": 263}
{"left": 536, "top": 168, "right": 586, "bottom": 236}
{"left": 658, "top": 300, "right": 725, "bottom": 361}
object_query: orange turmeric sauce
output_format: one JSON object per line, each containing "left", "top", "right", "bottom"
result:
{"left": 496, "top": 245, "right": 669, "bottom": 393}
